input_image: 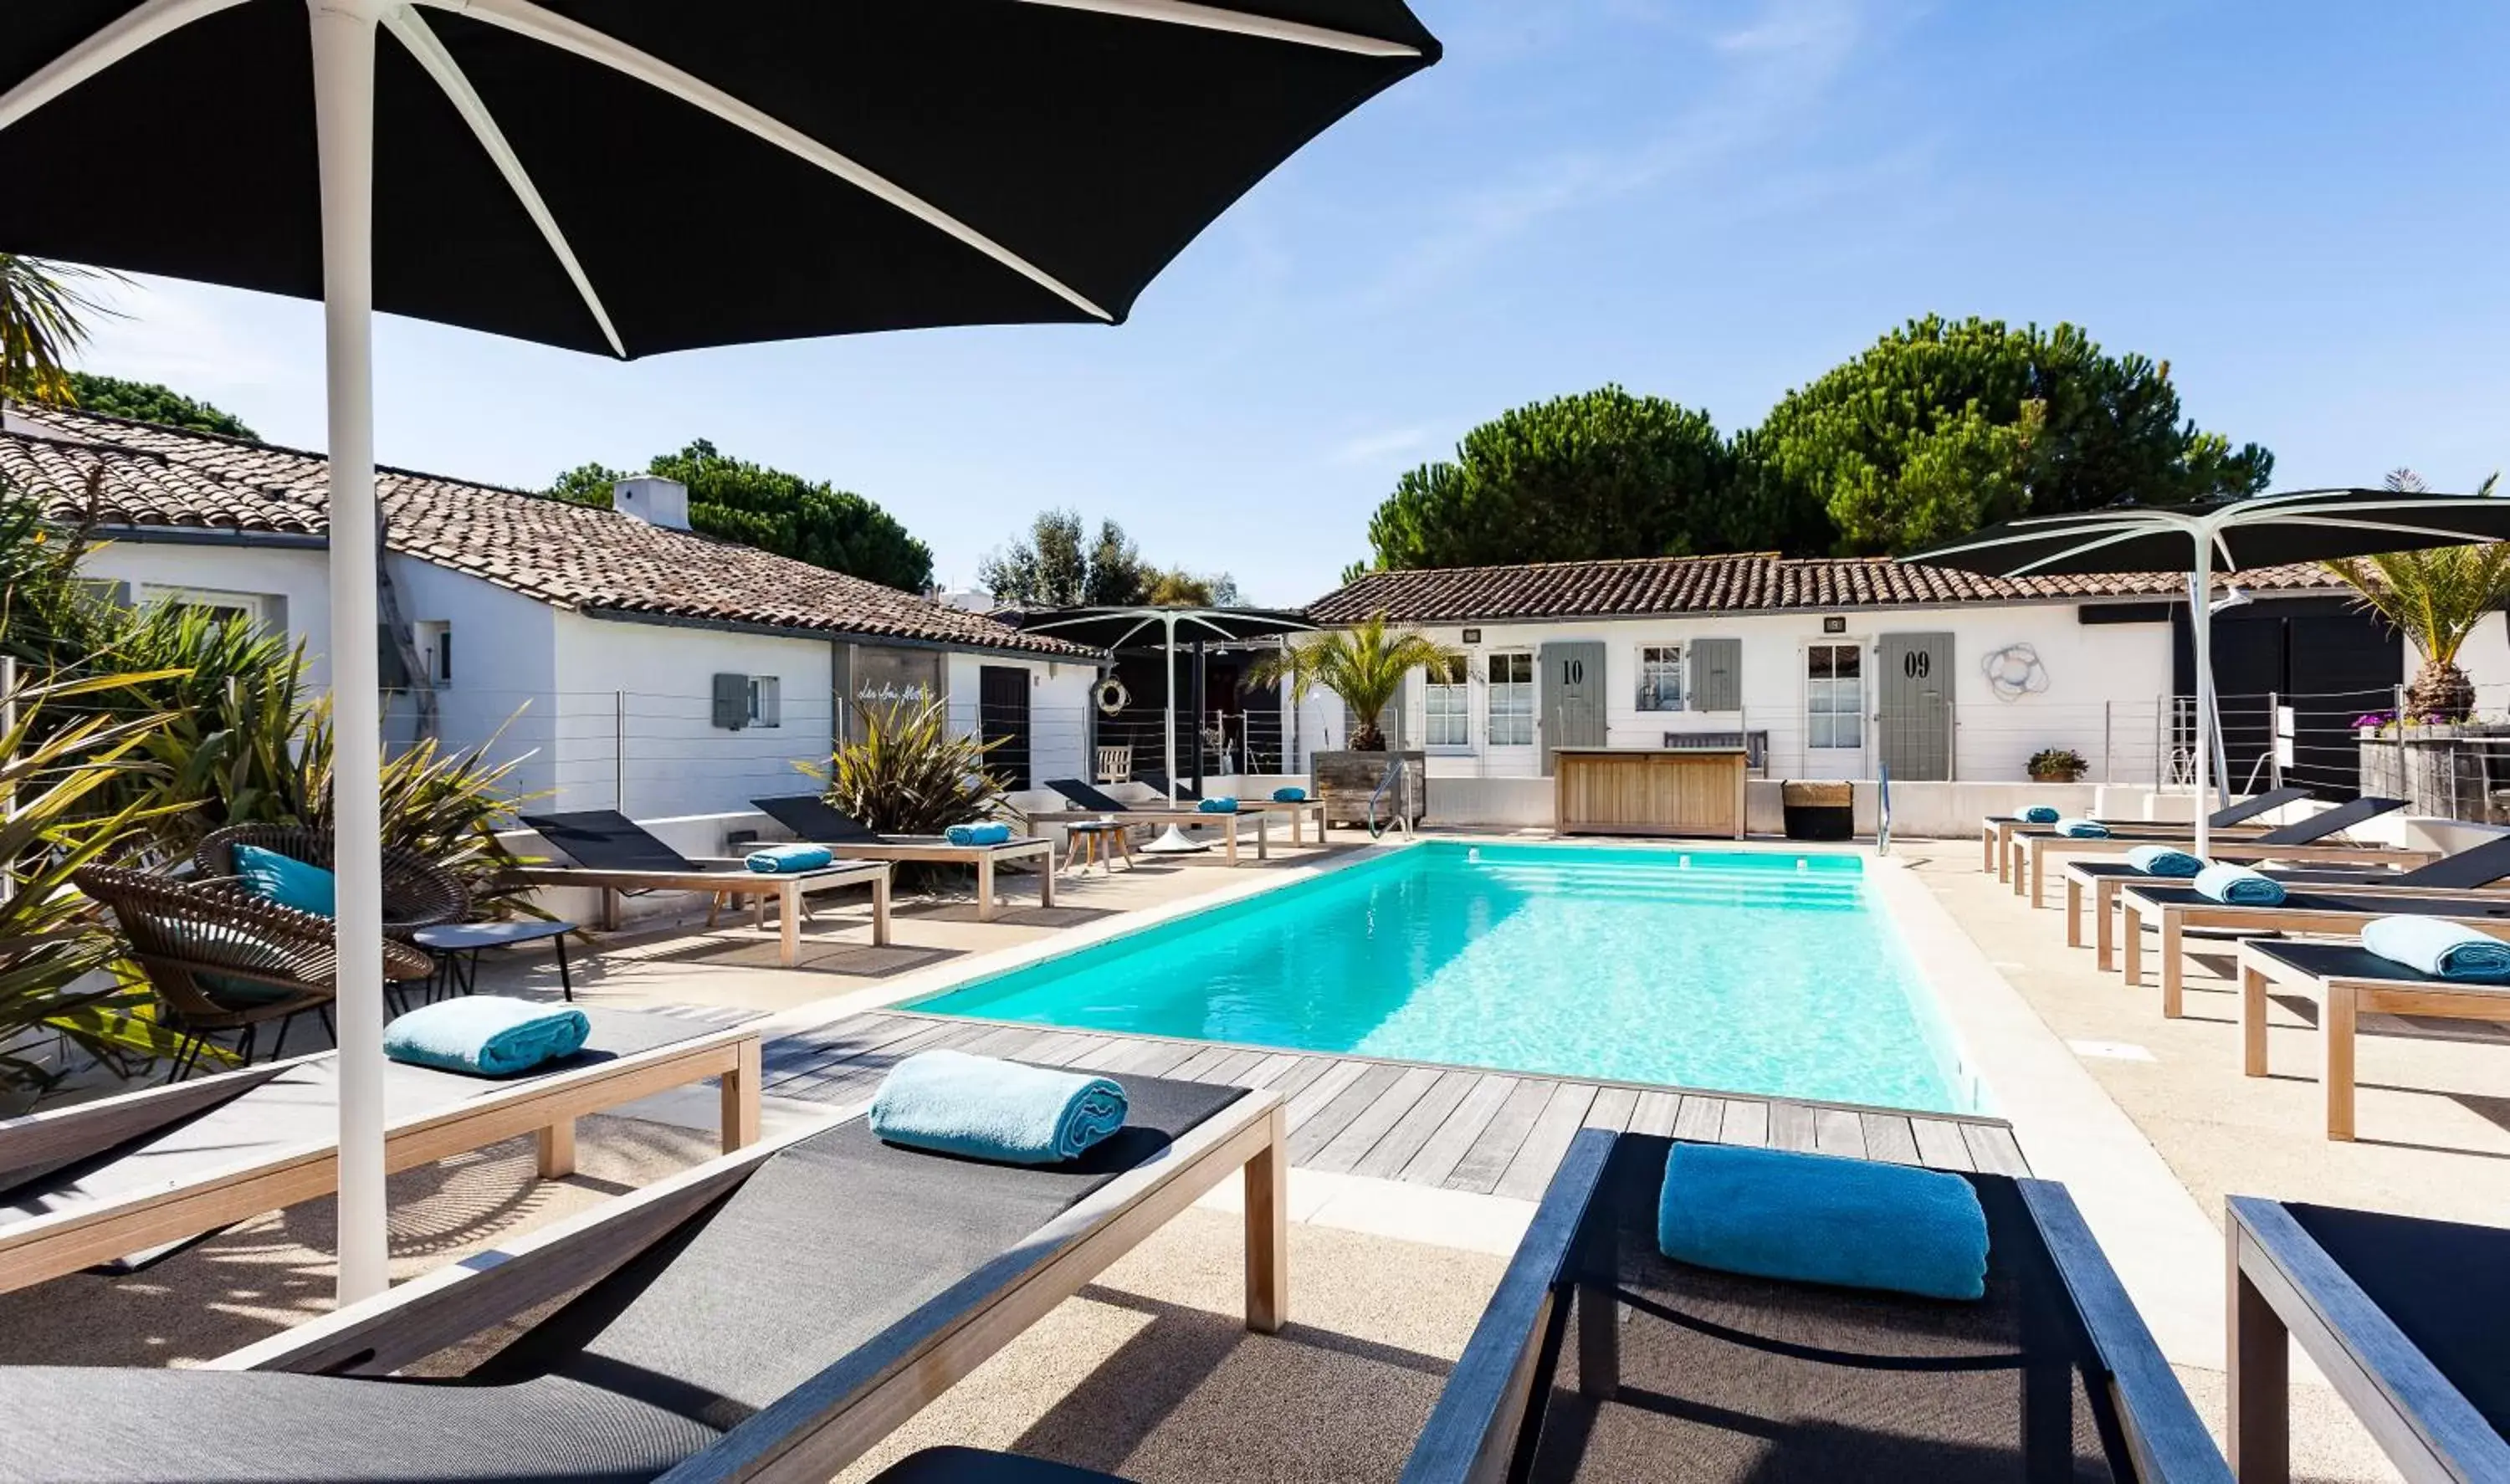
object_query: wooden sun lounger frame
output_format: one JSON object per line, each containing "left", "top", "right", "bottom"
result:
{"left": 2235, "top": 939, "right": 2510, "bottom": 1140}
{"left": 2117, "top": 886, "right": 2510, "bottom": 1016}
{"left": 209, "top": 1087, "right": 1289, "bottom": 1484}
{"left": 1982, "top": 816, "right": 2280, "bottom": 883}
{"left": 2228, "top": 1195, "right": 2510, "bottom": 1484}
{"left": 1400, "top": 1128, "right": 2229, "bottom": 1484}
{"left": 0, "top": 1025, "right": 761, "bottom": 1296}
{"left": 2062, "top": 861, "right": 2486, "bottom": 972}
{"left": 1019, "top": 806, "right": 1270, "bottom": 864}
{"left": 2009, "top": 832, "right": 2435, "bottom": 908}
{"left": 809, "top": 837, "right": 1055, "bottom": 924}
{"left": 511, "top": 858, "right": 892, "bottom": 965}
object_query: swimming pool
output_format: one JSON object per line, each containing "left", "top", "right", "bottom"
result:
{"left": 908, "top": 842, "right": 1975, "bottom": 1113}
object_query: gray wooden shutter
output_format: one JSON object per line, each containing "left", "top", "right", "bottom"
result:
{"left": 1691, "top": 637, "right": 1741, "bottom": 712}
{"left": 711, "top": 672, "right": 750, "bottom": 729}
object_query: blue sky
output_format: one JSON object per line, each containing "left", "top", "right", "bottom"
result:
{"left": 74, "top": 1, "right": 2510, "bottom": 606}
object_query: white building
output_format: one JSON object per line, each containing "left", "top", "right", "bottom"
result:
{"left": 0, "top": 405, "right": 1100, "bottom": 817}
{"left": 1297, "top": 553, "right": 2370, "bottom": 790}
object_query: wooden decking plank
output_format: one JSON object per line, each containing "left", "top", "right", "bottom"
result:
{"left": 1310, "top": 1065, "right": 1446, "bottom": 1173}
{"left": 1401, "top": 1075, "right": 1516, "bottom": 1188}
{"left": 1200, "top": 1049, "right": 1273, "bottom": 1086}
{"left": 1238, "top": 1052, "right": 1306, "bottom": 1088}
{"left": 1628, "top": 1091, "right": 1680, "bottom": 1138}
{"left": 1061, "top": 1036, "right": 1140, "bottom": 1072}
{"left": 1812, "top": 1107, "right": 1867, "bottom": 1159}
{"left": 1166, "top": 1045, "right": 1242, "bottom": 1081}
{"left": 1961, "top": 1123, "right": 2031, "bottom": 1176}
{"left": 1909, "top": 1118, "right": 1976, "bottom": 1171}
{"left": 1768, "top": 1101, "right": 1818, "bottom": 1153}
{"left": 1671, "top": 1095, "right": 1725, "bottom": 1143}
{"left": 1858, "top": 1113, "right": 1922, "bottom": 1165}
{"left": 1263, "top": 1057, "right": 1339, "bottom": 1103}
{"left": 1282, "top": 1060, "right": 1373, "bottom": 1136}
{"left": 1495, "top": 1083, "right": 1601, "bottom": 1201}
{"left": 771, "top": 1017, "right": 961, "bottom": 1097}
{"left": 1447, "top": 1079, "right": 1560, "bottom": 1195}
{"left": 957, "top": 1024, "right": 1052, "bottom": 1059}
{"left": 1717, "top": 1099, "right": 1769, "bottom": 1148}
{"left": 762, "top": 1014, "right": 931, "bottom": 1086}
{"left": 1351, "top": 1070, "right": 1478, "bottom": 1180}
{"left": 1290, "top": 1063, "right": 1406, "bottom": 1155}
{"left": 1582, "top": 1087, "right": 1639, "bottom": 1134}
{"left": 1115, "top": 1040, "right": 1204, "bottom": 1077}
{"left": 1015, "top": 1031, "right": 1102, "bottom": 1067}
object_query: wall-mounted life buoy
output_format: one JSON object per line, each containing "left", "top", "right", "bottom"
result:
{"left": 1095, "top": 676, "right": 1131, "bottom": 715}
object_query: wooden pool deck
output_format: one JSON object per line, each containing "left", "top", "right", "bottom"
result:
{"left": 765, "top": 1011, "right": 2026, "bottom": 1197}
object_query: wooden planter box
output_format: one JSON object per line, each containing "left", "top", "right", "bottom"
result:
{"left": 2359, "top": 729, "right": 2510, "bottom": 823}
{"left": 1314, "top": 750, "right": 1424, "bottom": 829}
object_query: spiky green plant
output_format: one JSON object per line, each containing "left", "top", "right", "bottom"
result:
{"left": 1248, "top": 611, "right": 1463, "bottom": 750}
{"left": 2323, "top": 472, "right": 2509, "bottom": 722}
{"left": 807, "top": 699, "right": 1010, "bottom": 835}
{"left": 0, "top": 255, "right": 119, "bottom": 407}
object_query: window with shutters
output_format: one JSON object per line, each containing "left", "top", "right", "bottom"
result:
{"left": 746, "top": 675, "right": 782, "bottom": 729}
{"left": 1637, "top": 645, "right": 1683, "bottom": 711}
{"left": 1487, "top": 652, "right": 1534, "bottom": 746}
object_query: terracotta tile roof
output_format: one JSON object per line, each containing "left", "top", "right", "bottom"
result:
{"left": 0, "top": 407, "right": 1092, "bottom": 658}
{"left": 1305, "top": 551, "right": 2341, "bottom": 625}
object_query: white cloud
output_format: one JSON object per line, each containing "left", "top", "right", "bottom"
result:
{"left": 1328, "top": 425, "right": 1434, "bottom": 466}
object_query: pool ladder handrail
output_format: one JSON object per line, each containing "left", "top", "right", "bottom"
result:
{"left": 1367, "top": 759, "right": 1411, "bottom": 840}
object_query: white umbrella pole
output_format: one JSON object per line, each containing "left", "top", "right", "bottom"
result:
{"left": 1161, "top": 612, "right": 1178, "bottom": 796}
{"left": 310, "top": 0, "right": 390, "bottom": 1305}
{"left": 2190, "top": 540, "right": 2214, "bottom": 861}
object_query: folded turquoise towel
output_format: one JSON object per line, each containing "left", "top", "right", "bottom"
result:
{"left": 2020, "top": 805, "right": 2061, "bottom": 824}
{"left": 746, "top": 843, "right": 833, "bottom": 873}
{"left": 2126, "top": 844, "right": 2204, "bottom": 878}
{"left": 1272, "top": 787, "right": 1307, "bottom": 802}
{"left": 2195, "top": 862, "right": 2285, "bottom": 905}
{"left": 1657, "top": 1144, "right": 1987, "bottom": 1301}
{"left": 871, "top": 1049, "right": 1129, "bottom": 1165}
{"left": 945, "top": 821, "right": 1013, "bottom": 847}
{"left": 384, "top": 995, "right": 589, "bottom": 1077}
{"left": 2053, "top": 817, "right": 2109, "bottom": 838}
{"left": 1196, "top": 797, "right": 1239, "bottom": 814}
{"left": 230, "top": 842, "right": 336, "bottom": 916}
{"left": 2362, "top": 916, "right": 2510, "bottom": 981}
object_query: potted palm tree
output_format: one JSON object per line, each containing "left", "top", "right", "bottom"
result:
{"left": 1252, "top": 612, "right": 1462, "bottom": 828}
{"left": 2323, "top": 471, "right": 2510, "bottom": 725}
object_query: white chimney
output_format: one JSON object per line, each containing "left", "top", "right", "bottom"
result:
{"left": 611, "top": 474, "right": 691, "bottom": 530}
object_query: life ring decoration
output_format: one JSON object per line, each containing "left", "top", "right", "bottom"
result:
{"left": 1094, "top": 676, "right": 1131, "bottom": 716}
{"left": 1980, "top": 642, "right": 2050, "bottom": 702}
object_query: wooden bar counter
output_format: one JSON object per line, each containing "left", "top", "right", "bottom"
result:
{"left": 1552, "top": 747, "right": 1749, "bottom": 838}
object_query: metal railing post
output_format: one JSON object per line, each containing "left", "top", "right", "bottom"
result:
{"left": 2267, "top": 691, "right": 2282, "bottom": 791}
{"left": 614, "top": 689, "right": 628, "bottom": 813}
{"left": 2103, "top": 699, "right": 2113, "bottom": 784}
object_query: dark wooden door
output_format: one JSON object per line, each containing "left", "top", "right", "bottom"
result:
{"left": 979, "top": 666, "right": 1032, "bottom": 790}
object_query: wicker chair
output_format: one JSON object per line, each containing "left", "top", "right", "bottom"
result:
{"left": 194, "top": 824, "right": 469, "bottom": 937}
{"left": 75, "top": 865, "right": 438, "bottom": 1078}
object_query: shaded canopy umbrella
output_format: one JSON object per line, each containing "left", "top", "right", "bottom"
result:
{"left": 1903, "top": 487, "right": 2510, "bottom": 857}
{"left": 1005, "top": 606, "right": 1315, "bottom": 832}
{"left": 1, "top": 0, "right": 1433, "bottom": 1302}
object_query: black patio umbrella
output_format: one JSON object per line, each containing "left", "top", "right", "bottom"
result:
{"left": 0, "top": 0, "right": 1434, "bottom": 1302}
{"left": 1903, "top": 487, "right": 2510, "bottom": 856}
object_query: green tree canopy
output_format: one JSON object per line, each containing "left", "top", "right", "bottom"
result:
{"left": 549, "top": 439, "right": 932, "bottom": 591}
{"left": 1364, "top": 386, "right": 1737, "bottom": 571}
{"left": 979, "top": 508, "right": 1238, "bottom": 608}
{"left": 54, "top": 372, "right": 258, "bottom": 439}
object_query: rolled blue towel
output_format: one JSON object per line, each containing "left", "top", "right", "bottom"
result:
{"left": 1196, "top": 796, "right": 1240, "bottom": 814}
{"left": 2361, "top": 916, "right": 2510, "bottom": 981}
{"left": 1657, "top": 1144, "right": 1987, "bottom": 1302}
{"left": 2020, "top": 805, "right": 2061, "bottom": 825}
{"left": 384, "top": 995, "right": 590, "bottom": 1077}
{"left": 746, "top": 842, "right": 833, "bottom": 873}
{"left": 2052, "top": 817, "right": 2109, "bottom": 838}
{"left": 1272, "top": 787, "right": 1307, "bottom": 802}
{"left": 871, "top": 1049, "right": 1128, "bottom": 1164}
{"left": 2125, "top": 844, "right": 2204, "bottom": 878}
{"left": 2195, "top": 862, "right": 2286, "bottom": 906}
{"left": 945, "top": 821, "right": 1013, "bottom": 847}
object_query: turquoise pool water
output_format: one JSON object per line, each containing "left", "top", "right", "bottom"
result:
{"left": 909, "top": 842, "right": 1971, "bottom": 1113}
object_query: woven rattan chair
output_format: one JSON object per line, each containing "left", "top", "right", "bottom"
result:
{"left": 194, "top": 823, "right": 469, "bottom": 936}
{"left": 76, "top": 865, "right": 437, "bottom": 1078}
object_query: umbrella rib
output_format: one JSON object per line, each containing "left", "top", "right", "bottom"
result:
{"left": 420, "top": 0, "right": 1116, "bottom": 325}
{"left": 1905, "top": 511, "right": 2175, "bottom": 563}
{"left": 1992, "top": 524, "right": 2176, "bottom": 578}
{"left": 382, "top": 5, "right": 628, "bottom": 359}
{"left": 0, "top": 0, "right": 248, "bottom": 132}
{"left": 2246, "top": 513, "right": 2509, "bottom": 542}
{"left": 1011, "top": 0, "right": 1425, "bottom": 57}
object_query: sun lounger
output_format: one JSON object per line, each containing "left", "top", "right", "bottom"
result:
{"left": 1980, "top": 785, "right": 2309, "bottom": 878}
{"left": 2067, "top": 830, "right": 2510, "bottom": 970}
{"left": 515, "top": 809, "right": 893, "bottom": 965}
{"left": 0, "top": 1074, "right": 1286, "bottom": 1484}
{"left": 1399, "top": 1129, "right": 2229, "bottom": 1484}
{"left": 2233, "top": 937, "right": 2510, "bottom": 1139}
{"left": 2115, "top": 880, "right": 2510, "bottom": 1016}
{"left": 0, "top": 1007, "right": 760, "bottom": 1296}
{"left": 750, "top": 795, "right": 1056, "bottom": 923}
{"left": 1020, "top": 780, "right": 1270, "bottom": 864}
{"left": 2228, "top": 1196, "right": 2510, "bottom": 1483}
{"left": 2010, "top": 795, "right": 2425, "bottom": 908}
{"left": 1136, "top": 770, "right": 1329, "bottom": 846}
